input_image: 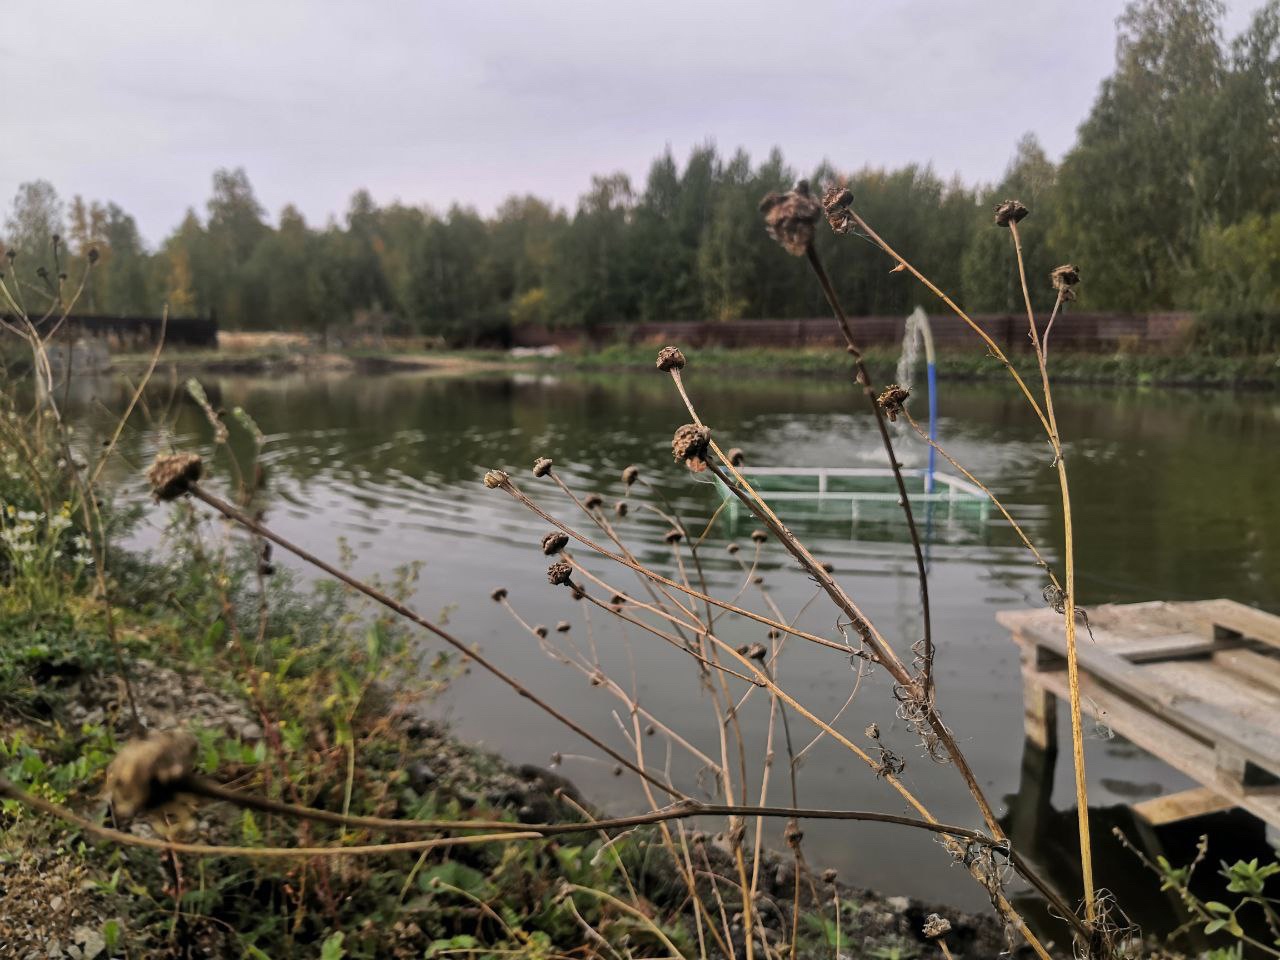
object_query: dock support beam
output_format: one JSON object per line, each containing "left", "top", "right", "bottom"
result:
{"left": 1021, "top": 647, "right": 1058, "bottom": 751}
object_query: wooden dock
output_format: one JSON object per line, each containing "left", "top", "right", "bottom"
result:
{"left": 999, "top": 599, "right": 1280, "bottom": 829}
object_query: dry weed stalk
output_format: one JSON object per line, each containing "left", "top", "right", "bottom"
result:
{"left": 819, "top": 182, "right": 1104, "bottom": 940}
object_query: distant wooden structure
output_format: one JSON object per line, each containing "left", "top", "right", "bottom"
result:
{"left": 2, "top": 313, "right": 218, "bottom": 350}
{"left": 999, "top": 600, "right": 1280, "bottom": 830}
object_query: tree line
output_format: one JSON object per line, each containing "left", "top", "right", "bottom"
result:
{"left": 2, "top": 0, "right": 1276, "bottom": 344}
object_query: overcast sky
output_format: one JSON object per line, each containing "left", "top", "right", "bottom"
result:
{"left": 0, "top": 0, "right": 1262, "bottom": 246}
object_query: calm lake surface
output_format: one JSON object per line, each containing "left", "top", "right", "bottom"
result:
{"left": 77, "top": 367, "right": 1280, "bottom": 927}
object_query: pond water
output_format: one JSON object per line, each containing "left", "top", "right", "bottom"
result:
{"left": 75, "top": 366, "right": 1280, "bottom": 936}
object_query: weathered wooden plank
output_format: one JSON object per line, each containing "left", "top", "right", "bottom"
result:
{"left": 1028, "top": 667, "right": 1280, "bottom": 828}
{"left": 1214, "top": 649, "right": 1280, "bottom": 695}
{"left": 1184, "top": 599, "right": 1280, "bottom": 648}
{"left": 1132, "top": 787, "right": 1235, "bottom": 826}
{"left": 1109, "top": 632, "right": 1258, "bottom": 663}
{"left": 1009, "top": 609, "right": 1280, "bottom": 782}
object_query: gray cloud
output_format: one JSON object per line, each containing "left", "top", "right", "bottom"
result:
{"left": 0, "top": 0, "right": 1262, "bottom": 245}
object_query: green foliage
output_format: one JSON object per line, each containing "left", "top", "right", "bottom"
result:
{"left": 1185, "top": 211, "right": 1280, "bottom": 352}
{"left": 1144, "top": 837, "right": 1280, "bottom": 955}
{"left": 6, "top": 4, "right": 1278, "bottom": 336}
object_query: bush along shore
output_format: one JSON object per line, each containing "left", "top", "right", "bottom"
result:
{"left": 526, "top": 344, "right": 1280, "bottom": 390}
{"left": 0, "top": 527, "right": 1013, "bottom": 958}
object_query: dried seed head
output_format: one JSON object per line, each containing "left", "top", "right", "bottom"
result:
{"left": 534, "top": 624, "right": 549, "bottom": 638}
{"left": 609, "top": 593, "right": 626, "bottom": 606}
{"left": 655, "top": 346, "right": 686, "bottom": 371}
{"left": 759, "top": 181, "right": 822, "bottom": 256}
{"left": 612, "top": 765, "right": 623, "bottom": 777}
{"left": 784, "top": 821, "right": 804, "bottom": 847}
{"left": 5, "top": 249, "right": 15, "bottom": 262}
{"left": 87, "top": 247, "right": 100, "bottom": 265}
{"left": 550, "top": 752, "right": 562, "bottom": 767}
{"left": 541, "top": 530, "right": 569, "bottom": 555}
{"left": 1051, "top": 263, "right": 1081, "bottom": 301}
{"left": 1042, "top": 582, "right": 1066, "bottom": 614}
{"left": 993, "top": 199, "right": 1029, "bottom": 227}
{"left": 555, "top": 620, "right": 572, "bottom": 633}
{"left": 1051, "top": 263, "right": 1080, "bottom": 288}
{"left": 923, "top": 914, "right": 952, "bottom": 939}
{"left": 865, "top": 722, "right": 880, "bottom": 740}
{"left": 645, "top": 724, "right": 656, "bottom": 736}
{"left": 819, "top": 561, "right": 835, "bottom": 573}
{"left": 104, "top": 730, "right": 198, "bottom": 821}
{"left": 671, "top": 423, "right": 711, "bottom": 473}
{"left": 584, "top": 493, "right": 604, "bottom": 510}
{"left": 146, "top": 452, "right": 203, "bottom": 501}
{"left": 532, "top": 457, "right": 553, "bottom": 478}
{"left": 482, "top": 469, "right": 509, "bottom": 489}
{"left": 621, "top": 464, "right": 639, "bottom": 487}
{"left": 490, "top": 587, "right": 508, "bottom": 602}
{"left": 57, "top": 271, "right": 68, "bottom": 281}
{"left": 547, "top": 560, "right": 573, "bottom": 586}
{"left": 822, "top": 184, "right": 856, "bottom": 235}
{"left": 663, "top": 528, "right": 684, "bottom": 544}
{"left": 571, "top": 583, "right": 586, "bottom": 601}
{"left": 726, "top": 542, "right": 740, "bottom": 554}
{"left": 725, "top": 447, "right": 745, "bottom": 467}
{"left": 750, "top": 529, "right": 768, "bottom": 544}
{"left": 877, "top": 384, "right": 910, "bottom": 422}
{"left": 740, "top": 642, "right": 767, "bottom": 661}
{"left": 821, "top": 868, "right": 838, "bottom": 885}
{"left": 767, "top": 628, "right": 781, "bottom": 640}
{"left": 613, "top": 501, "right": 627, "bottom": 517}
{"left": 36, "top": 266, "right": 48, "bottom": 279}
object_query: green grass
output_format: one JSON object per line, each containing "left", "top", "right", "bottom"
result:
{"left": 518, "top": 342, "right": 1280, "bottom": 388}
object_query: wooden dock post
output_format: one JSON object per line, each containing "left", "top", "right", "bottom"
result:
{"left": 1021, "top": 647, "right": 1058, "bottom": 751}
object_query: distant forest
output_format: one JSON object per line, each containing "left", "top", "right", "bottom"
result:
{"left": 2, "top": 0, "right": 1277, "bottom": 342}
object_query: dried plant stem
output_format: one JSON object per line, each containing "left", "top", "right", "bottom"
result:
{"left": 800, "top": 247, "right": 934, "bottom": 700}
{"left": 842, "top": 210, "right": 1052, "bottom": 436}
{"left": 1010, "top": 221, "right": 1095, "bottom": 921}
{"left": 90, "top": 308, "right": 167, "bottom": 488}
{"left": 0, "top": 778, "right": 537, "bottom": 857}
{"left": 186, "top": 485, "right": 685, "bottom": 800}
{"left": 502, "top": 597, "right": 722, "bottom": 773}
{"left": 566, "top": 883, "right": 706, "bottom": 959}
{"left": 501, "top": 481, "right": 853, "bottom": 654}
{"left": 705, "top": 457, "right": 1001, "bottom": 833}
{"left": 900, "top": 409, "right": 1060, "bottom": 590}
{"left": 550, "top": 469, "right": 699, "bottom": 638}
{"left": 576, "top": 588, "right": 763, "bottom": 687}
